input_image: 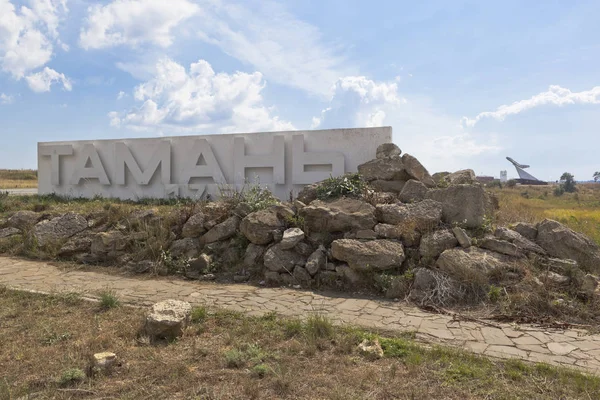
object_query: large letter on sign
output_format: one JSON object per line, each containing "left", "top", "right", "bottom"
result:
{"left": 233, "top": 136, "right": 285, "bottom": 184}
{"left": 291, "top": 135, "right": 344, "bottom": 184}
{"left": 39, "top": 144, "right": 73, "bottom": 185}
{"left": 70, "top": 144, "right": 110, "bottom": 185}
{"left": 114, "top": 141, "right": 171, "bottom": 185}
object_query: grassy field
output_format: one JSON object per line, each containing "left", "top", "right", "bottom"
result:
{"left": 493, "top": 183, "right": 600, "bottom": 246}
{"left": 0, "top": 169, "right": 38, "bottom": 189}
{"left": 1, "top": 287, "right": 599, "bottom": 400}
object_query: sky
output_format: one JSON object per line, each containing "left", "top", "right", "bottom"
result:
{"left": 0, "top": 0, "right": 599, "bottom": 182}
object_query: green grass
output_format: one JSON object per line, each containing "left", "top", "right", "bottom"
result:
{"left": 2, "top": 287, "right": 600, "bottom": 399}
{"left": 98, "top": 290, "right": 120, "bottom": 310}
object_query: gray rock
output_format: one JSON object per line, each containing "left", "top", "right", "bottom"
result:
{"left": 374, "top": 223, "right": 403, "bottom": 239}
{"left": 581, "top": 274, "right": 599, "bottom": 297}
{"left": 7, "top": 210, "right": 41, "bottom": 230}
{"left": 295, "top": 241, "right": 314, "bottom": 257}
{"left": 336, "top": 264, "right": 362, "bottom": 285}
{"left": 536, "top": 219, "right": 600, "bottom": 273}
{"left": 92, "top": 352, "right": 117, "bottom": 370}
{"left": 408, "top": 268, "right": 438, "bottom": 303}
{"left": 263, "top": 243, "right": 306, "bottom": 273}
{"left": 186, "top": 254, "right": 212, "bottom": 278}
{"left": 426, "top": 184, "right": 496, "bottom": 229}
{"left": 0, "top": 227, "right": 20, "bottom": 239}
{"left": 452, "top": 227, "right": 472, "bottom": 248}
{"left": 494, "top": 227, "right": 546, "bottom": 255}
{"left": 358, "top": 157, "right": 408, "bottom": 182}
{"left": 331, "top": 239, "right": 405, "bottom": 272}
{"left": 398, "top": 179, "right": 429, "bottom": 203}
{"left": 203, "top": 216, "right": 240, "bottom": 244}
{"left": 376, "top": 143, "right": 401, "bottom": 159}
{"left": 432, "top": 172, "right": 450, "bottom": 184}
{"left": 58, "top": 232, "right": 94, "bottom": 257}
{"left": 145, "top": 300, "right": 192, "bottom": 340}
{"left": 319, "top": 270, "right": 338, "bottom": 286}
{"left": 305, "top": 247, "right": 326, "bottom": 276}
{"left": 169, "top": 238, "right": 201, "bottom": 259}
{"left": 300, "top": 198, "right": 376, "bottom": 233}
{"left": 375, "top": 199, "right": 442, "bottom": 232}
{"left": 419, "top": 229, "right": 458, "bottom": 260}
{"left": 370, "top": 180, "right": 406, "bottom": 193}
{"left": 444, "top": 169, "right": 477, "bottom": 185}
{"left": 129, "top": 209, "right": 158, "bottom": 223}
{"left": 546, "top": 258, "right": 578, "bottom": 274}
{"left": 292, "top": 266, "right": 312, "bottom": 285}
{"left": 401, "top": 154, "right": 435, "bottom": 188}
{"left": 243, "top": 243, "right": 265, "bottom": 268}
{"left": 240, "top": 208, "right": 285, "bottom": 245}
{"left": 512, "top": 222, "right": 538, "bottom": 241}
{"left": 436, "top": 247, "right": 516, "bottom": 281}
{"left": 297, "top": 183, "right": 319, "bottom": 205}
{"left": 33, "top": 212, "right": 88, "bottom": 247}
{"left": 356, "top": 229, "right": 377, "bottom": 239}
{"left": 280, "top": 228, "right": 305, "bottom": 250}
{"left": 480, "top": 237, "right": 522, "bottom": 257}
{"left": 264, "top": 271, "right": 282, "bottom": 285}
{"left": 385, "top": 275, "right": 411, "bottom": 299}
{"left": 181, "top": 213, "right": 208, "bottom": 238}
{"left": 540, "top": 271, "right": 570, "bottom": 286}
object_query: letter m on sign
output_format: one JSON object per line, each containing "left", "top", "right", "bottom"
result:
{"left": 114, "top": 142, "right": 171, "bottom": 185}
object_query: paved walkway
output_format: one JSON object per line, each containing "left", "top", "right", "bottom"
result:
{"left": 1, "top": 256, "right": 600, "bottom": 375}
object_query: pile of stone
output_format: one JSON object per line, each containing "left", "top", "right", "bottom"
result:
{"left": 1, "top": 143, "right": 598, "bottom": 306}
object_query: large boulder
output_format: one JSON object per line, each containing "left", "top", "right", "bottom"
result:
{"left": 240, "top": 208, "right": 285, "bottom": 245}
{"left": 58, "top": 232, "right": 94, "bottom": 257}
{"left": 202, "top": 216, "right": 240, "bottom": 244}
{"left": 300, "top": 198, "right": 376, "bottom": 233}
{"left": 398, "top": 179, "right": 429, "bottom": 203}
{"left": 169, "top": 238, "right": 201, "bottom": 259}
{"left": 408, "top": 268, "right": 438, "bottom": 303}
{"left": 145, "top": 300, "right": 192, "bottom": 340}
{"left": 370, "top": 180, "right": 406, "bottom": 193}
{"left": 263, "top": 243, "right": 306, "bottom": 273}
{"left": 419, "top": 230, "right": 458, "bottom": 260}
{"left": 444, "top": 169, "right": 477, "bottom": 185}
{"left": 479, "top": 237, "right": 521, "bottom": 257}
{"left": 331, "top": 239, "right": 405, "bottom": 272}
{"left": 280, "top": 228, "right": 305, "bottom": 250}
{"left": 401, "top": 154, "right": 435, "bottom": 188}
{"left": 0, "top": 227, "right": 20, "bottom": 239}
{"left": 242, "top": 243, "right": 266, "bottom": 268}
{"left": 512, "top": 222, "right": 538, "bottom": 241}
{"left": 305, "top": 247, "right": 326, "bottom": 276}
{"left": 435, "top": 247, "right": 516, "bottom": 281}
{"left": 181, "top": 213, "right": 208, "bottom": 238}
{"left": 7, "top": 210, "right": 42, "bottom": 230}
{"left": 426, "top": 184, "right": 495, "bottom": 229}
{"left": 536, "top": 219, "right": 600, "bottom": 272}
{"left": 357, "top": 157, "right": 408, "bottom": 182}
{"left": 376, "top": 143, "right": 401, "bottom": 159}
{"left": 375, "top": 199, "right": 442, "bottom": 232}
{"left": 494, "top": 227, "right": 546, "bottom": 255}
{"left": 297, "top": 183, "right": 319, "bottom": 205}
{"left": 33, "top": 212, "right": 88, "bottom": 247}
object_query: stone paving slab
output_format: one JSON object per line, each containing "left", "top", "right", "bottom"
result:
{"left": 1, "top": 256, "right": 599, "bottom": 375}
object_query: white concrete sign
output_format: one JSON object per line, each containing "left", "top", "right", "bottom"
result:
{"left": 38, "top": 127, "right": 392, "bottom": 200}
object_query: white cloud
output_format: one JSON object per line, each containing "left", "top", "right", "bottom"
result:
{"left": 117, "top": 90, "right": 126, "bottom": 99}
{"left": 312, "top": 76, "right": 404, "bottom": 129}
{"left": 80, "top": 0, "right": 199, "bottom": 49}
{"left": 0, "top": 93, "right": 14, "bottom": 104}
{"left": 0, "top": 0, "right": 68, "bottom": 79}
{"left": 25, "top": 66, "right": 72, "bottom": 92}
{"left": 463, "top": 85, "right": 600, "bottom": 127}
{"left": 310, "top": 75, "right": 501, "bottom": 173}
{"left": 109, "top": 57, "right": 294, "bottom": 133}
{"left": 195, "top": 0, "right": 352, "bottom": 97}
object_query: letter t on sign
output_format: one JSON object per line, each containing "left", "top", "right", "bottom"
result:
{"left": 291, "top": 135, "right": 344, "bottom": 184}
{"left": 39, "top": 144, "right": 73, "bottom": 186}
{"left": 233, "top": 136, "right": 285, "bottom": 184}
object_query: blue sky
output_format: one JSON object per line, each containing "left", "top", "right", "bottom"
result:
{"left": 1, "top": 0, "right": 599, "bottom": 181}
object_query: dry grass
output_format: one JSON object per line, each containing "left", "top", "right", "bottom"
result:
{"left": 1, "top": 287, "right": 599, "bottom": 400}
{"left": 0, "top": 169, "right": 38, "bottom": 189}
{"left": 493, "top": 183, "right": 600, "bottom": 245}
